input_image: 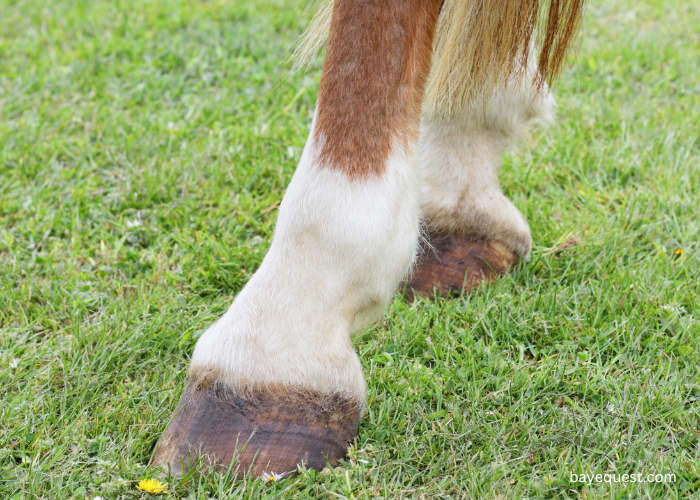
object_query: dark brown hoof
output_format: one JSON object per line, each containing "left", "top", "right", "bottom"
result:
{"left": 151, "top": 381, "right": 361, "bottom": 478}
{"left": 400, "top": 234, "right": 519, "bottom": 301}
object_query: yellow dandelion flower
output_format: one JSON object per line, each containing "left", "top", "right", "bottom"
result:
{"left": 136, "top": 478, "right": 167, "bottom": 494}
{"left": 674, "top": 248, "right": 684, "bottom": 257}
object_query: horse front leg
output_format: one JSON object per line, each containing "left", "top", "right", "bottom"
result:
{"left": 152, "top": 0, "right": 442, "bottom": 478}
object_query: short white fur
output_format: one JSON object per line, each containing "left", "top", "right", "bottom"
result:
{"left": 190, "top": 120, "right": 422, "bottom": 407}
{"left": 191, "top": 35, "right": 556, "bottom": 411}
{"left": 418, "top": 56, "right": 555, "bottom": 259}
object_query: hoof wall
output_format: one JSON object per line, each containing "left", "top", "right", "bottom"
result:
{"left": 401, "top": 234, "right": 519, "bottom": 301}
{"left": 151, "top": 382, "right": 361, "bottom": 478}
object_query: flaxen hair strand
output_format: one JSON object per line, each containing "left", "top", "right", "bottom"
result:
{"left": 293, "top": 0, "right": 586, "bottom": 117}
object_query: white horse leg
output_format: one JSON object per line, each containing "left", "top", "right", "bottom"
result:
{"left": 404, "top": 53, "right": 556, "bottom": 299}
{"left": 152, "top": 0, "right": 443, "bottom": 478}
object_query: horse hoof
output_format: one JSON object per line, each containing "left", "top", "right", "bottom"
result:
{"left": 400, "top": 233, "right": 519, "bottom": 301}
{"left": 151, "top": 380, "right": 361, "bottom": 478}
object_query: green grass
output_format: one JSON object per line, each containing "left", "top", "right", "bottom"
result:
{"left": 1, "top": 0, "right": 698, "bottom": 498}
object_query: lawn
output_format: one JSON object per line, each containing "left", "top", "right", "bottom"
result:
{"left": 1, "top": 0, "right": 699, "bottom": 498}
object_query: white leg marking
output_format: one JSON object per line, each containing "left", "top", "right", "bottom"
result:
{"left": 190, "top": 121, "right": 421, "bottom": 405}
{"left": 418, "top": 67, "right": 555, "bottom": 259}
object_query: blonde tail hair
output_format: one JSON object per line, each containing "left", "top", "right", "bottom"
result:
{"left": 292, "top": 0, "right": 586, "bottom": 117}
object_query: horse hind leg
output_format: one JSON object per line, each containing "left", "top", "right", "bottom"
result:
{"left": 403, "top": 0, "right": 584, "bottom": 300}
{"left": 404, "top": 70, "right": 554, "bottom": 299}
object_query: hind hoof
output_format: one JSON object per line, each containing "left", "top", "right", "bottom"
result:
{"left": 400, "top": 233, "right": 519, "bottom": 301}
